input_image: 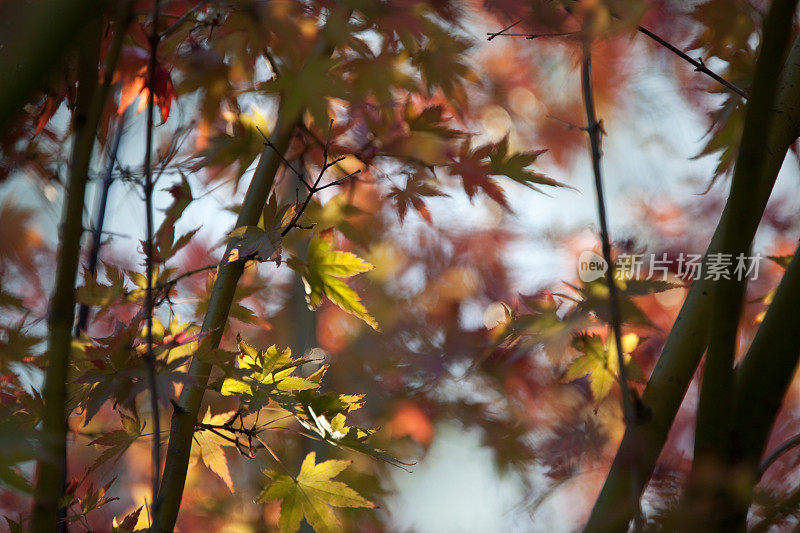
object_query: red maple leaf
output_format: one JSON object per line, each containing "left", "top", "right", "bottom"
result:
{"left": 115, "top": 46, "right": 175, "bottom": 123}
{"left": 449, "top": 141, "right": 509, "bottom": 208}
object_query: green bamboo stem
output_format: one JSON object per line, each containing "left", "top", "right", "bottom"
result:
{"left": 694, "top": 0, "right": 797, "bottom": 458}
{"left": 150, "top": 16, "right": 347, "bottom": 528}
{"left": 31, "top": 5, "right": 132, "bottom": 529}
{"left": 584, "top": 30, "right": 800, "bottom": 533}
{"left": 735, "top": 244, "right": 800, "bottom": 465}
{"left": 31, "top": 19, "right": 104, "bottom": 533}
{"left": 733, "top": 246, "right": 800, "bottom": 483}
{"left": 718, "top": 244, "right": 800, "bottom": 529}
{"left": 151, "top": 107, "right": 295, "bottom": 533}
{"left": 680, "top": 3, "right": 797, "bottom": 528}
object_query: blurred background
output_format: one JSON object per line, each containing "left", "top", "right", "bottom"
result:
{"left": 2, "top": 0, "right": 800, "bottom": 531}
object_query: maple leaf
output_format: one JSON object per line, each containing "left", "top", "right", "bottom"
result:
{"left": 115, "top": 46, "right": 176, "bottom": 123}
{"left": 260, "top": 57, "right": 347, "bottom": 129}
{"left": 410, "top": 22, "right": 477, "bottom": 104}
{"left": 226, "top": 226, "right": 282, "bottom": 264}
{"left": 258, "top": 452, "right": 375, "bottom": 533}
{"left": 0, "top": 201, "right": 40, "bottom": 272}
{"left": 112, "top": 506, "right": 142, "bottom": 533}
{"left": 34, "top": 94, "right": 63, "bottom": 135}
{"left": 87, "top": 413, "right": 142, "bottom": 472}
{"left": 193, "top": 407, "right": 239, "bottom": 492}
{"left": 568, "top": 277, "right": 679, "bottom": 328}
{"left": 388, "top": 173, "right": 449, "bottom": 224}
{"left": 220, "top": 337, "right": 318, "bottom": 410}
{"left": 78, "top": 478, "right": 119, "bottom": 517}
{"left": 405, "top": 104, "right": 463, "bottom": 138}
{"left": 449, "top": 141, "right": 509, "bottom": 208}
{"left": 488, "top": 135, "right": 567, "bottom": 192}
{"left": 564, "top": 333, "right": 643, "bottom": 403}
{"left": 287, "top": 236, "right": 379, "bottom": 330}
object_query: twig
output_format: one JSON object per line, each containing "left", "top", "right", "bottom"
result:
{"left": 486, "top": 30, "right": 578, "bottom": 40}
{"left": 486, "top": 20, "right": 748, "bottom": 98}
{"left": 75, "top": 110, "right": 129, "bottom": 335}
{"left": 548, "top": 114, "right": 590, "bottom": 132}
{"left": 258, "top": 121, "right": 361, "bottom": 238}
{"left": 155, "top": 263, "right": 218, "bottom": 292}
{"left": 637, "top": 26, "right": 748, "bottom": 99}
{"left": 580, "top": 44, "right": 634, "bottom": 425}
{"left": 255, "top": 126, "right": 310, "bottom": 190}
{"left": 281, "top": 120, "right": 361, "bottom": 237}
{"left": 263, "top": 48, "right": 281, "bottom": 78}
{"left": 486, "top": 20, "right": 522, "bottom": 40}
{"left": 580, "top": 39, "right": 642, "bottom": 531}
{"left": 159, "top": 0, "right": 206, "bottom": 39}
{"left": 143, "top": 0, "right": 162, "bottom": 509}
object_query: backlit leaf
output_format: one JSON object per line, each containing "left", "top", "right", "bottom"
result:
{"left": 258, "top": 452, "right": 375, "bottom": 533}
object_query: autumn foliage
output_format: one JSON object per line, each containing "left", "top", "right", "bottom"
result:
{"left": 2, "top": 0, "right": 800, "bottom": 532}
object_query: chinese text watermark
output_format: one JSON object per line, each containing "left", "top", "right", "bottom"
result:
{"left": 577, "top": 251, "right": 763, "bottom": 284}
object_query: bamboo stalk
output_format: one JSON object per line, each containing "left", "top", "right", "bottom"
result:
{"left": 733, "top": 238, "right": 800, "bottom": 497}
{"left": 31, "top": 19, "right": 103, "bottom": 533}
{"left": 584, "top": 30, "right": 800, "bottom": 533}
{"left": 31, "top": 4, "right": 133, "bottom": 529}
{"left": 694, "top": 0, "right": 797, "bottom": 458}
{"left": 150, "top": 12, "right": 348, "bottom": 530}
{"left": 679, "top": 3, "right": 798, "bottom": 527}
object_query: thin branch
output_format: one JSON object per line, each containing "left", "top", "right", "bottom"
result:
{"left": 260, "top": 120, "right": 361, "bottom": 238}
{"left": 159, "top": 0, "right": 206, "bottom": 39}
{"left": 637, "top": 26, "right": 748, "bottom": 99}
{"left": 155, "top": 263, "right": 218, "bottom": 291}
{"left": 313, "top": 170, "right": 361, "bottom": 192}
{"left": 75, "top": 109, "right": 129, "bottom": 335}
{"left": 143, "top": 0, "right": 162, "bottom": 509}
{"left": 486, "top": 20, "right": 522, "bottom": 40}
{"left": 580, "top": 44, "right": 635, "bottom": 428}
{"left": 255, "top": 126, "right": 310, "bottom": 190}
{"left": 548, "top": 114, "right": 589, "bottom": 132}
{"left": 580, "top": 38, "right": 642, "bottom": 531}
{"left": 486, "top": 30, "right": 578, "bottom": 40}
{"left": 487, "top": 20, "right": 748, "bottom": 98}
{"left": 263, "top": 48, "right": 282, "bottom": 78}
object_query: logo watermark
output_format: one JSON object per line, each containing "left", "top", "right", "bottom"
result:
{"left": 577, "top": 252, "right": 763, "bottom": 283}
{"left": 577, "top": 251, "right": 608, "bottom": 282}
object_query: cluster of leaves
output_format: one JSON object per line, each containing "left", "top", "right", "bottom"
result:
{"left": 187, "top": 335, "right": 392, "bottom": 531}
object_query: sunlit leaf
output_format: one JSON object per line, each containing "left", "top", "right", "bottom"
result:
{"left": 258, "top": 452, "right": 375, "bottom": 533}
{"left": 288, "top": 236, "right": 378, "bottom": 330}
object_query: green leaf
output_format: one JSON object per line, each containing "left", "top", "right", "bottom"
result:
{"left": 289, "top": 237, "right": 379, "bottom": 330}
{"left": 220, "top": 338, "right": 319, "bottom": 409}
{"left": 564, "top": 333, "right": 643, "bottom": 403}
{"left": 258, "top": 452, "right": 375, "bottom": 533}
